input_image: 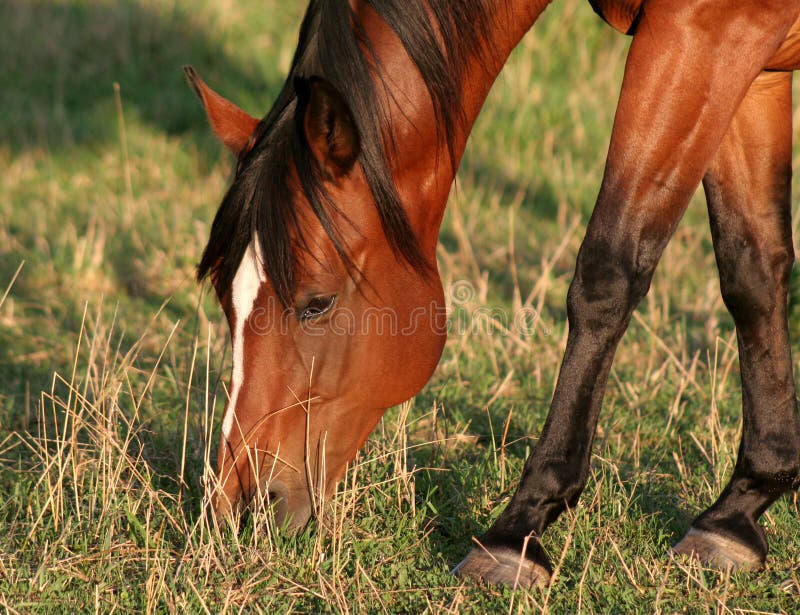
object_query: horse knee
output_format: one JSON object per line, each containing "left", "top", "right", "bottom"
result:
{"left": 717, "top": 239, "right": 794, "bottom": 326}
{"left": 567, "top": 236, "right": 656, "bottom": 336}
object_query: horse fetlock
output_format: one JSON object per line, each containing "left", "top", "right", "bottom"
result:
{"left": 766, "top": 466, "right": 800, "bottom": 494}
{"left": 514, "top": 460, "right": 587, "bottom": 525}
{"left": 758, "top": 459, "right": 800, "bottom": 493}
{"left": 739, "top": 447, "right": 800, "bottom": 496}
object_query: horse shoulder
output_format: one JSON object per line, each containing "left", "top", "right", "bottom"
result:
{"left": 589, "top": 0, "right": 800, "bottom": 63}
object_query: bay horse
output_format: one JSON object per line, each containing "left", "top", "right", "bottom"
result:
{"left": 186, "top": 0, "right": 800, "bottom": 588}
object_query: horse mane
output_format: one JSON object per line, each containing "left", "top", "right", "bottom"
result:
{"left": 197, "top": 0, "right": 493, "bottom": 306}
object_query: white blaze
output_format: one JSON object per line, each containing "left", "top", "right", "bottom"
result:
{"left": 222, "top": 236, "right": 266, "bottom": 439}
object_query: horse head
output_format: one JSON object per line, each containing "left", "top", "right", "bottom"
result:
{"left": 186, "top": 65, "right": 447, "bottom": 527}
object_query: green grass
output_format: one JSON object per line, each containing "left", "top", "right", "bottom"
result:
{"left": 2, "top": 0, "right": 799, "bottom": 612}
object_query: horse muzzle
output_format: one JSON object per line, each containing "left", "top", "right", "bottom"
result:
{"left": 212, "top": 476, "right": 313, "bottom": 530}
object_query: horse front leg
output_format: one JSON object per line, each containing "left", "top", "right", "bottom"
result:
{"left": 672, "top": 71, "right": 800, "bottom": 569}
{"left": 454, "top": 0, "right": 800, "bottom": 588}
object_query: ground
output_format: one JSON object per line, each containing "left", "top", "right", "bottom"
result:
{"left": 1, "top": 0, "right": 798, "bottom": 612}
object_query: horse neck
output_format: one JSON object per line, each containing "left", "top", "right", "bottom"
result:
{"left": 363, "top": 0, "right": 555, "bottom": 253}
{"left": 459, "top": 1, "right": 556, "bottom": 145}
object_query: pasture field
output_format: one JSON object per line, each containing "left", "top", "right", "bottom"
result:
{"left": 1, "top": 0, "right": 799, "bottom": 612}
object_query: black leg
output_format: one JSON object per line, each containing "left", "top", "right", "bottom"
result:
{"left": 673, "top": 71, "right": 800, "bottom": 568}
{"left": 454, "top": 2, "right": 800, "bottom": 587}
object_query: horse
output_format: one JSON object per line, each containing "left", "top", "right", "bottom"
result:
{"left": 185, "top": 0, "right": 800, "bottom": 588}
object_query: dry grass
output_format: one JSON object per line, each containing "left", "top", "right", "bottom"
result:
{"left": 1, "top": 0, "right": 800, "bottom": 612}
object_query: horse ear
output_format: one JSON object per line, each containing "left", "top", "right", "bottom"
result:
{"left": 184, "top": 66, "right": 260, "bottom": 156}
{"left": 295, "top": 76, "right": 360, "bottom": 177}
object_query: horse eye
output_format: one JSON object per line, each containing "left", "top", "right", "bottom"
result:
{"left": 299, "top": 295, "right": 336, "bottom": 321}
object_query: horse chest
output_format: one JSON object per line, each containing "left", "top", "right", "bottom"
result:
{"left": 588, "top": 0, "right": 643, "bottom": 34}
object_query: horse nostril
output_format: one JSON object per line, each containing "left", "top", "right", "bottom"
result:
{"left": 250, "top": 480, "right": 309, "bottom": 529}
{"left": 259, "top": 481, "right": 290, "bottom": 525}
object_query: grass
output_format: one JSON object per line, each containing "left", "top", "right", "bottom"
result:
{"left": 1, "top": 0, "right": 799, "bottom": 612}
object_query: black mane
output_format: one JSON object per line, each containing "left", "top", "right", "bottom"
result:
{"left": 198, "top": 0, "right": 492, "bottom": 306}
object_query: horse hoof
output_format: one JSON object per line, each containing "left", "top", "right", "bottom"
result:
{"left": 671, "top": 527, "right": 763, "bottom": 570}
{"left": 452, "top": 546, "right": 551, "bottom": 589}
